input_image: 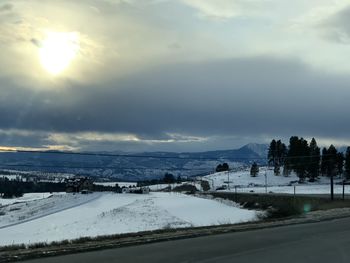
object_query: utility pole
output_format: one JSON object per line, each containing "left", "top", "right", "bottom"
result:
{"left": 227, "top": 169, "right": 230, "bottom": 190}
{"left": 235, "top": 186, "right": 238, "bottom": 202}
{"left": 330, "top": 173, "right": 334, "bottom": 201}
{"left": 264, "top": 168, "right": 267, "bottom": 194}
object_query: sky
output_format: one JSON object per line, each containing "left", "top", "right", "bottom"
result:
{"left": 1, "top": 0, "right": 350, "bottom": 152}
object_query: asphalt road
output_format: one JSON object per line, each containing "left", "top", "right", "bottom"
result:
{"left": 22, "top": 217, "right": 350, "bottom": 263}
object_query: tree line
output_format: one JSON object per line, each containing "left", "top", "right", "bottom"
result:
{"left": 268, "top": 137, "right": 350, "bottom": 181}
{"left": 0, "top": 178, "right": 66, "bottom": 198}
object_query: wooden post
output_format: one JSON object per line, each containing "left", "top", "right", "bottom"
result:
{"left": 331, "top": 174, "right": 334, "bottom": 201}
{"left": 294, "top": 185, "right": 296, "bottom": 197}
{"left": 235, "top": 186, "right": 238, "bottom": 203}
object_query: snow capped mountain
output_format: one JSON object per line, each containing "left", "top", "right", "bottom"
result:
{"left": 239, "top": 143, "right": 269, "bottom": 158}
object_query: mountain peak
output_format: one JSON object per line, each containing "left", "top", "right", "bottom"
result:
{"left": 239, "top": 143, "right": 268, "bottom": 157}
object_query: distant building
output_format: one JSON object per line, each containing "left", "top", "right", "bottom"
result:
{"left": 65, "top": 177, "right": 93, "bottom": 193}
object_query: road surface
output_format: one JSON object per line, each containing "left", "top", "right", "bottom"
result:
{"left": 23, "top": 217, "right": 350, "bottom": 263}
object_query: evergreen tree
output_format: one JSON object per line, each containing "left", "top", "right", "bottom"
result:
{"left": 336, "top": 152, "right": 344, "bottom": 177}
{"left": 250, "top": 162, "right": 259, "bottom": 177}
{"left": 321, "top": 147, "right": 328, "bottom": 176}
{"left": 307, "top": 138, "right": 320, "bottom": 181}
{"left": 326, "top": 145, "right": 338, "bottom": 200}
{"left": 326, "top": 145, "right": 338, "bottom": 177}
{"left": 268, "top": 139, "right": 287, "bottom": 176}
{"left": 345, "top": 147, "right": 350, "bottom": 180}
{"left": 287, "top": 136, "right": 309, "bottom": 181}
{"left": 222, "top": 163, "right": 229, "bottom": 171}
{"left": 176, "top": 175, "right": 182, "bottom": 183}
{"left": 216, "top": 163, "right": 229, "bottom": 172}
{"left": 163, "top": 173, "right": 175, "bottom": 184}
{"left": 216, "top": 164, "right": 223, "bottom": 172}
{"left": 268, "top": 139, "right": 277, "bottom": 165}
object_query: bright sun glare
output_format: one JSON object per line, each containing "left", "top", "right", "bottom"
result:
{"left": 39, "top": 32, "right": 79, "bottom": 75}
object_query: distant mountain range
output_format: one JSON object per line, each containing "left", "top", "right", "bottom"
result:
{"left": 0, "top": 143, "right": 268, "bottom": 181}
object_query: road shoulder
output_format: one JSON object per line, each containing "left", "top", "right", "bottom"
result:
{"left": 2, "top": 207, "right": 350, "bottom": 263}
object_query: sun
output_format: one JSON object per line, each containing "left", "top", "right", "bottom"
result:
{"left": 39, "top": 31, "right": 79, "bottom": 75}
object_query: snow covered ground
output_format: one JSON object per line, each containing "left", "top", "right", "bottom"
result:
{"left": 0, "top": 192, "right": 259, "bottom": 246}
{"left": 203, "top": 168, "right": 346, "bottom": 195}
{"left": 94, "top": 182, "right": 137, "bottom": 187}
{"left": 148, "top": 182, "right": 202, "bottom": 191}
{"left": 0, "top": 193, "right": 55, "bottom": 206}
{"left": 0, "top": 193, "right": 101, "bottom": 228}
{"left": 231, "top": 185, "right": 350, "bottom": 195}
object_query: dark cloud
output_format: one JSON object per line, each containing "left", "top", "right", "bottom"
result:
{"left": 0, "top": 3, "right": 13, "bottom": 12}
{"left": 319, "top": 5, "right": 350, "bottom": 44}
{"left": 168, "top": 42, "right": 182, "bottom": 50}
{"left": 0, "top": 130, "right": 47, "bottom": 148}
{"left": 0, "top": 56, "right": 350, "bottom": 150}
{"left": 30, "top": 38, "right": 40, "bottom": 47}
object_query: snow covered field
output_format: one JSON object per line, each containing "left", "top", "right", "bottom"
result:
{"left": 148, "top": 182, "right": 202, "bottom": 191}
{"left": 204, "top": 168, "right": 346, "bottom": 195}
{"left": 0, "top": 193, "right": 101, "bottom": 228}
{"left": 0, "top": 193, "right": 56, "bottom": 206}
{"left": 94, "top": 182, "right": 137, "bottom": 187}
{"left": 0, "top": 192, "right": 259, "bottom": 246}
{"left": 233, "top": 185, "right": 350, "bottom": 195}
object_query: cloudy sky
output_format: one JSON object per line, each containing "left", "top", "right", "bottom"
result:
{"left": 0, "top": 0, "right": 350, "bottom": 152}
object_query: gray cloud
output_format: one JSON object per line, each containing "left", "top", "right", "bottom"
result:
{"left": 1, "top": 56, "right": 350, "bottom": 151}
{"left": 0, "top": 3, "right": 13, "bottom": 12}
{"left": 319, "top": 5, "right": 350, "bottom": 44}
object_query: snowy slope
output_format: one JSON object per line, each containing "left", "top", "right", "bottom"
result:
{"left": 0, "top": 192, "right": 259, "bottom": 246}
{"left": 0, "top": 193, "right": 101, "bottom": 228}
{"left": 0, "top": 193, "right": 54, "bottom": 206}
{"left": 204, "top": 167, "right": 344, "bottom": 194}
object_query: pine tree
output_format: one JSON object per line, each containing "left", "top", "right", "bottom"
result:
{"left": 222, "top": 163, "right": 229, "bottom": 171}
{"left": 327, "top": 145, "right": 338, "bottom": 200}
{"left": 326, "top": 145, "right": 338, "bottom": 177}
{"left": 287, "top": 136, "right": 309, "bottom": 181}
{"left": 307, "top": 138, "right": 320, "bottom": 181}
{"left": 268, "top": 139, "right": 286, "bottom": 176}
{"left": 250, "top": 162, "right": 259, "bottom": 177}
{"left": 321, "top": 147, "right": 328, "bottom": 176}
{"left": 345, "top": 147, "right": 350, "bottom": 180}
{"left": 336, "top": 152, "right": 344, "bottom": 177}
{"left": 268, "top": 140, "right": 277, "bottom": 166}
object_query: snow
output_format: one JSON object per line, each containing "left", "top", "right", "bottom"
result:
{"left": 204, "top": 168, "right": 299, "bottom": 189}
{"left": 0, "top": 192, "right": 259, "bottom": 246}
{"left": 0, "top": 193, "right": 100, "bottom": 228}
{"left": 235, "top": 185, "right": 350, "bottom": 195}
{"left": 148, "top": 182, "right": 202, "bottom": 191}
{"left": 204, "top": 168, "right": 347, "bottom": 195}
{"left": 94, "top": 182, "right": 137, "bottom": 187}
{"left": 0, "top": 193, "right": 54, "bottom": 206}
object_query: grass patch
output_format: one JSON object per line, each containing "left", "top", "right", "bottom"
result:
{"left": 209, "top": 192, "right": 350, "bottom": 219}
{"left": 0, "top": 243, "right": 26, "bottom": 252}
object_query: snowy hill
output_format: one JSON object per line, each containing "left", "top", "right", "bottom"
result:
{"left": 203, "top": 168, "right": 346, "bottom": 195}
{"left": 0, "top": 192, "right": 259, "bottom": 246}
{"left": 239, "top": 143, "right": 268, "bottom": 158}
